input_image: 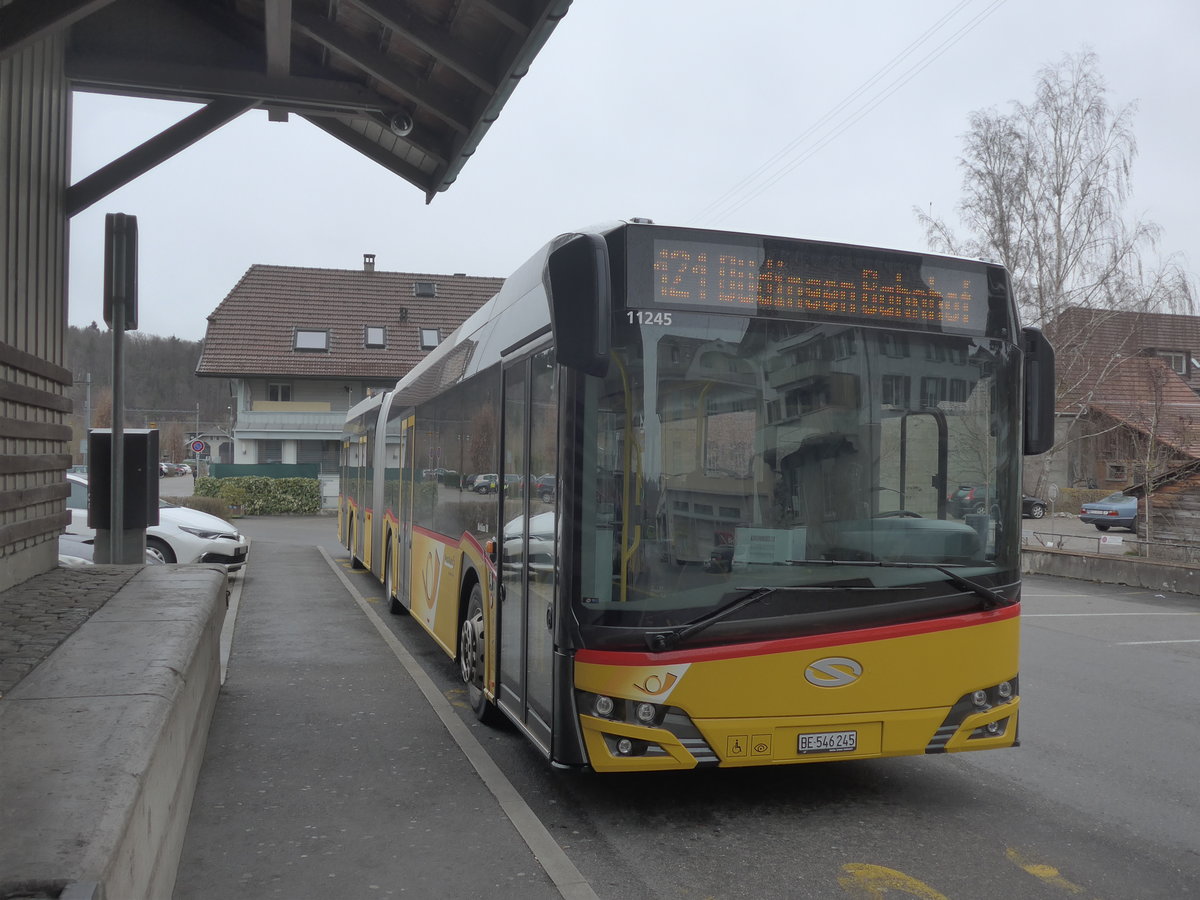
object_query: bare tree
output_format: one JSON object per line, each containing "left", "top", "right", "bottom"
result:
{"left": 916, "top": 50, "right": 1194, "bottom": 495}
{"left": 161, "top": 421, "right": 186, "bottom": 462}
{"left": 91, "top": 386, "right": 114, "bottom": 428}
{"left": 918, "top": 49, "right": 1190, "bottom": 329}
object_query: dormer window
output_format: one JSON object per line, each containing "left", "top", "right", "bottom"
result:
{"left": 420, "top": 328, "right": 440, "bottom": 350}
{"left": 414, "top": 282, "right": 437, "bottom": 297}
{"left": 1160, "top": 350, "right": 1188, "bottom": 375}
{"left": 294, "top": 329, "right": 329, "bottom": 351}
{"left": 364, "top": 326, "right": 386, "bottom": 348}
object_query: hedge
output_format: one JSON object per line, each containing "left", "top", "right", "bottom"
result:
{"left": 160, "top": 494, "right": 238, "bottom": 519}
{"left": 194, "top": 475, "right": 321, "bottom": 516}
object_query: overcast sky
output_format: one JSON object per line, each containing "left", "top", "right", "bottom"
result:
{"left": 67, "top": 0, "right": 1199, "bottom": 342}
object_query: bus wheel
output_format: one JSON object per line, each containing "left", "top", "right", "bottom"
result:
{"left": 459, "top": 584, "right": 504, "bottom": 726}
{"left": 348, "top": 523, "right": 365, "bottom": 569}
{"left": 385, "top": 552, "right": 406, "bottom": 616}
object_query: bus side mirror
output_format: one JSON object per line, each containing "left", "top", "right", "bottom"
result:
{"left": 547, "top": 233, "right": 611, "bottom": 376}
{"left": 1022, "top": 326, "right": 1055, "bottom": 455}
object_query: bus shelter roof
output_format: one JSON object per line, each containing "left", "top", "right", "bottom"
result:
{"left": 0, "top": 0, "right": 571, "bottom": 211}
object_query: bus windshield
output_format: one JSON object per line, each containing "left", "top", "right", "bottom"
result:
{"left": 573, "top": 312, "right": 1022, "bottom": 649}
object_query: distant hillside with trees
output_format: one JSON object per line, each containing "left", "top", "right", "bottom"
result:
{"left": 66, "top": 323, "right": 232, "bottom": 463}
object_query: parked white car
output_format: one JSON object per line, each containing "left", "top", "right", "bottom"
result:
{"left": 65, "top": 472, "right": 249, "bottom": 570}
{"left": 58, "top": 533, "right": 163, "bottom": 567}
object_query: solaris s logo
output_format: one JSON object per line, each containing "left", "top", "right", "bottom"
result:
{"left": 804, "top": 657, "right": 863, "bottom": 687}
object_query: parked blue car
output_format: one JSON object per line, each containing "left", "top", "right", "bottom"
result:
{"left": 1079, "top": 492, "right": 1138, "bottom": 532}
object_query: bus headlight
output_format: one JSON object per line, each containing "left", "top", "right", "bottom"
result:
{"left": 928, "top": 676, "right": 1020, "bottom": 751}
{"left": 578, "top": 691, "right": 664, "bottom": 727}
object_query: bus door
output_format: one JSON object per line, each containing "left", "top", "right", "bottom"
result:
{"left": 397, "top": 415, "right": 415, "bottom": 609}
{"left": 498, "top": 350, "right": 556, "bottom": 749}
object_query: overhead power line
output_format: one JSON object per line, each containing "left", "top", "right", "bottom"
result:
{"left": 689, "top": 0, "right": 1008, "bottom": 227}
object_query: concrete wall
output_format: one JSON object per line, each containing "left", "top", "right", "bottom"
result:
{"left": 1022, "top": 546, "right": 1200, "bottom": 595}
{"left": 0, "top": 566, "right": 228, "bottom": 899}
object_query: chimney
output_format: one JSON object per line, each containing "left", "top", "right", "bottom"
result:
{"left": 363, "top": 253, "right": 376, "bottom": 272}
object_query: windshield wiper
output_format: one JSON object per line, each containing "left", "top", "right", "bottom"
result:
{"left": 644, "top": 581, "right": 888, "bottom": 652}
{"left": 645, "top": 587, "right": 778, "bottom": 652}
{"left": 800, "top": 559, "right": 1014, "bottom": 609}
{"left": 642, "top": 562, "right": 1012, "bottom": 653}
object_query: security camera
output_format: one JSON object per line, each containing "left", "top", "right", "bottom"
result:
{"left": 389, "top": 111, "right": 414, "bottom": 137}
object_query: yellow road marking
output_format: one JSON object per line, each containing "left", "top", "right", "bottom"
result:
{"left": 1005, "top": 848, "right": 1086, "bottom": 894}
{"left": 838, "top": 864, "right": 949, "bottom": 898}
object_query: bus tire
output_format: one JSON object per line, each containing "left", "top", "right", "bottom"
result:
{"left": 385, "top": 550, "right": 406, "bottom": 616}
{"left": 348, "top": 521, "right": 365, "bottom": 569}
{"left": 459, "top": 583, "right": 505, "bottom": 726}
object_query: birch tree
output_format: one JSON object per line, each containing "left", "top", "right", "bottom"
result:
{"left": 916, "top": 50, "right": 1193, "bottom": 494}
{"left": 917, "top": 49, "right": 1191, "bottom": 330}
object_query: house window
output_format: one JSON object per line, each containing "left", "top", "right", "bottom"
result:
{"left": 879, "top": 334, "right": 909, "bottom": 358}
{"left": 949, "top": 378, "right": 969, "bottom": 402}
{"left": 364, "top": 326, "right": 386, "bottom": 348}
{"left": 297, "top": 439, "right": 339, "bottom": 474}
{"left": 259, "top": 440, "right": 283, "bottom": 464}
{"left": 881, "top": 374, "right": 910, "bottom": 406}
{"left": 268, "top": 383, "right": 292, "bottom": 402}
{"left": 1160, "top": 351, "right": 1187, "bottom": 375}
{"left": 919, "top": 377, "right": 947, "bottom": 408}
{"left": 1106, "top": 462, "right": 1128, "bottom": 481}
{"left": 414, "top": 282, "right": 437, "bottom": 297}
{"left": 832, "top": 331, "right": 856, "bottom": 359}
{"left": 420, "top": 328, "right": 440, "bottom": 350}
{"left": 294, "top": 329, "right": 329, "bottom": 351}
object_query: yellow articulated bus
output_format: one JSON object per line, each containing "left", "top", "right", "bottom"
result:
{"left": 340, "top": 221, "right": 1054, "bottom": 772}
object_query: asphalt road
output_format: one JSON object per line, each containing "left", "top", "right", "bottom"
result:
{"left": 176, "top": 516, "right": 1200, "bottom": 899}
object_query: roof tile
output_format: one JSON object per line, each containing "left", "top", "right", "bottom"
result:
{"left": 196, "top": 264, "right": 503, "bottom": 379}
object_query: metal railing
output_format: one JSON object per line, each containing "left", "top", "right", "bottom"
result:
{"left": 1023, "top": 529, "right": 1200, "bottom": 563}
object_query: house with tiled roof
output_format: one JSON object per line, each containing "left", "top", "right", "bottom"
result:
{"left": 1042, "top": 307, "right": 1200, "bottom": 492}
{"left": 196, "top": 256, "right": 502, "bottom": 500}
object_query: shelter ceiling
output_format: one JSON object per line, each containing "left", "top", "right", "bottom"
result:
{"left": 0, "top": 0, "right": 570, "bottom": 211}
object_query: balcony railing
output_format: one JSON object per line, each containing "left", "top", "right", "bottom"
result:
{"left": 237, "top": 404, "right": 346, "bottom": 435}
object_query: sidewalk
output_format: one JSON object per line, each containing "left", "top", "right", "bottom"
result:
{"left": 172, "top": 528, "right": 563, "bottom": 899}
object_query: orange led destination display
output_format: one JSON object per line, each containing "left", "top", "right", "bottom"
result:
{"left": 651, "top": 239, "right": 989, "bottom": 333}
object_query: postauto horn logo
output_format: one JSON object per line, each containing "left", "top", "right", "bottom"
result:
{"left": 804, "top": 656, "right": 863, "bottom": 687}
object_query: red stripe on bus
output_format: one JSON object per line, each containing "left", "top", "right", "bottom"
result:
{"left": 574, "top": 604, "right": 1020, "bottom": 666}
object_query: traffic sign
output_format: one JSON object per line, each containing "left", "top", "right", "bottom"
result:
{"left": 191, "top": 440, "right": 207, "bottom": 453}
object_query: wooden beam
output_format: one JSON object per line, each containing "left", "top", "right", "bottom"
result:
{"left": 0, "top": 0, "right": 116, "bottom": 61}
{"left": 65, "top": 98, "right": 255, "bottom": 217}
{"left": 355, "top": 0, "right": 497, "bottom": 93}
{"left": 264, "top": 0, "right": 293, "bottom": 121}
{"left": 303, "top": 115, "right": 441, "bottom": 194}
{"left": 291, "top": 8, "right": 472, "bottom": 135}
